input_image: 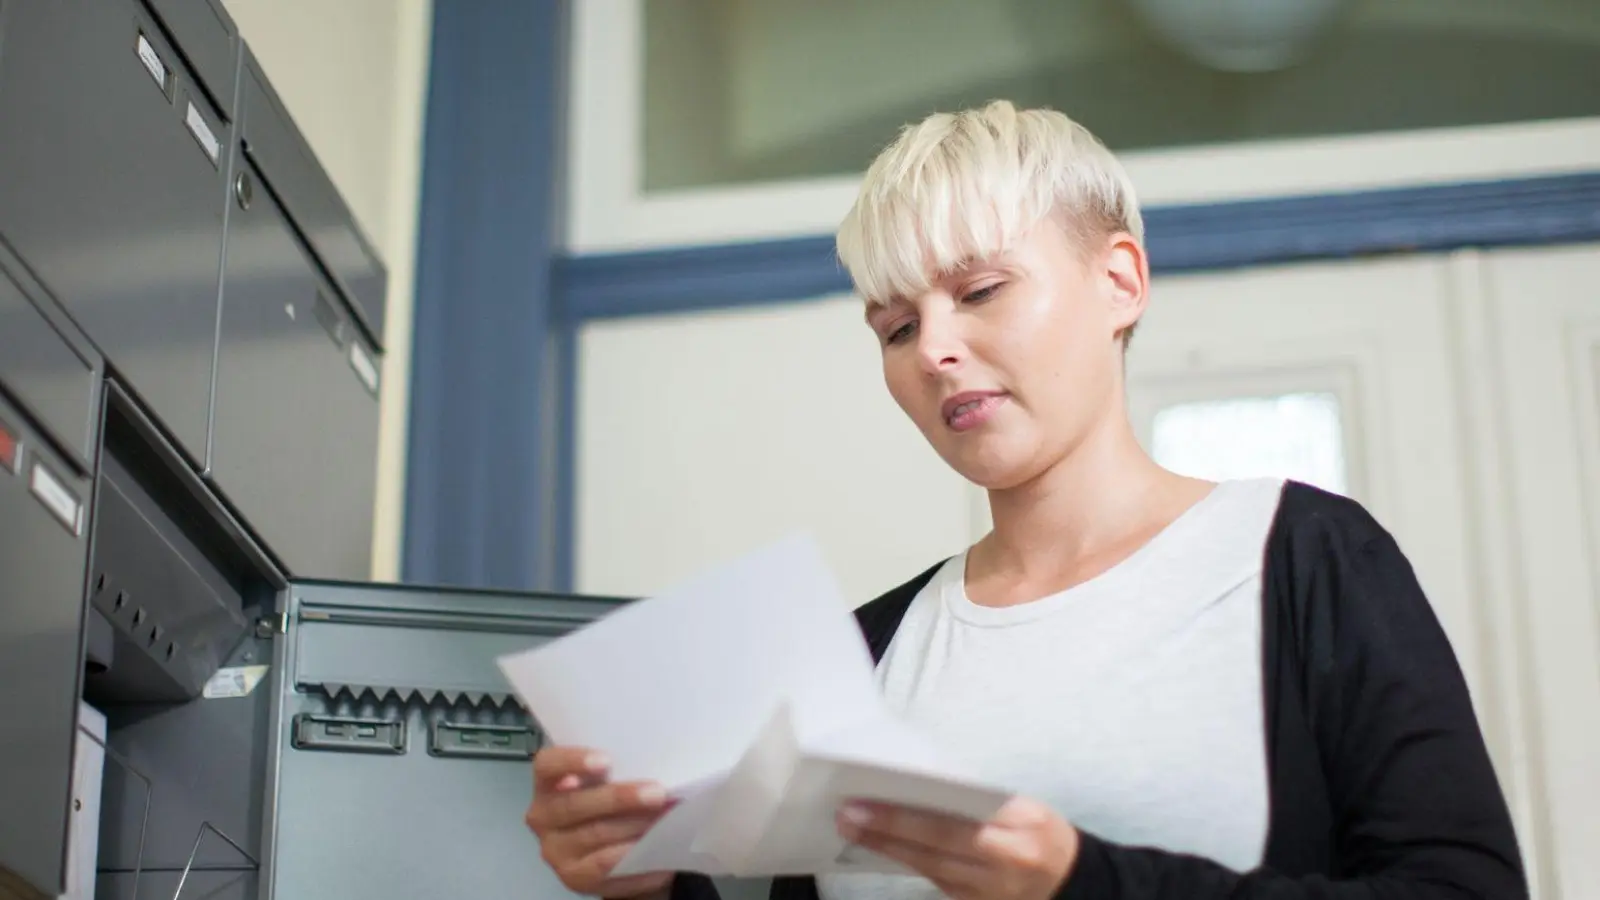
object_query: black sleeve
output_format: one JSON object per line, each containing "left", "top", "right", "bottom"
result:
{"left": 668, "top": 873, "right": 723, "bottom": 900}
{"left": 1057, "top": 505, "right": 1526, "bottom": 900}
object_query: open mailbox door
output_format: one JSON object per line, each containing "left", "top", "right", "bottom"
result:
{"left": 260, "top": 583, "right": 627, "bottom": 899}
{"left": 80, "top": 577, "right": 628, "bottom": 900}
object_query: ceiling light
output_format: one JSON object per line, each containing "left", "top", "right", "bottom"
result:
{"left": 1129, "top": 0, "right": 1349, "bottom": 72}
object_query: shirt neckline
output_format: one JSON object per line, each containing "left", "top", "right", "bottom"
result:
{"left": 940, "top": 479, "right": 1244, "bottom": 627}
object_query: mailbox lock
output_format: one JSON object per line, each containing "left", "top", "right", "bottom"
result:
{"left": 234, "top": 171, "right": 254, "bottom": 210}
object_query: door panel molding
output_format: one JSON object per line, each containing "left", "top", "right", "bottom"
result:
{"left": 1441, "top": 250, "right": 1553, "bottom": 898}
{"left": 1478, "top": 245, "right": 1600, "bottom": 900}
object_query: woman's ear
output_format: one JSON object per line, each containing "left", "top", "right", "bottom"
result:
{"left": 1102, "top": 233, "right": 1149, "bottom": 339}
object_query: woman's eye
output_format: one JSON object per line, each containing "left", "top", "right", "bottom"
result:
{"left": 963, "top": 284, "right": 1001, "bottom": 304}
{"left": 886, "top": 321, "right": 915, "bottom": 345}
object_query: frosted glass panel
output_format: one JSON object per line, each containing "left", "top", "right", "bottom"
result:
{"left": 1151, "top": 392, "right": 1347, "bottom": 494}
{"left": 643, "top": 0, "right": 1600, "bottom": 192}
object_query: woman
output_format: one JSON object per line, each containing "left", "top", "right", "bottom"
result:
{"left": 524, "top": 101, "right": 1525, "bottom": 900}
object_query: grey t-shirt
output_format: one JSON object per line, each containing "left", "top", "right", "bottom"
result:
{"left": 817, "top": 477, "right": 1284, "bottom": 900}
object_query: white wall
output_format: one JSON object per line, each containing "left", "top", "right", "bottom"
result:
{"left": 576, "top": 297, "right": 975, "bottom": 605}
{"left": 221, "top": 0, "right": 433, "bottom": 581}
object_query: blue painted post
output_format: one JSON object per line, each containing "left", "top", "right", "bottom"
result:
{"left": 404, "top": 0, "right": 570, "bottom": 591}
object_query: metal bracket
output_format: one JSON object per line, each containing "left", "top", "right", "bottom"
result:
{"left": 254, "top": 612, "right": 286, "bottom": 638}
{"left": 428, "top": 721, "right": 540, "bottom": 761}
{"left": 291, "top": 713, "right": 406, "bottom": 755}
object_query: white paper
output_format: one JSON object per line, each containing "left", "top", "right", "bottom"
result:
{"left": 497, "top": 534, "right": 880, "bottom": 790}
{"left": 607, "top": 777, "right": 729, "bottom": 875}
{"left": 496, "top": 534, "right": 1013, "bottom": 878}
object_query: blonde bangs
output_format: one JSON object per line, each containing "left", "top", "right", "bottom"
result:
{"left": 836, "top": 101, "right": 1143, "bottom": 308}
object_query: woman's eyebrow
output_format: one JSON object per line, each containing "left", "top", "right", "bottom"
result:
{"left": 863, "top": 299, "right": 906, "bottom": 325}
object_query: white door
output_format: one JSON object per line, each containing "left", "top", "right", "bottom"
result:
{"left": 966, "top": 253, "right": 1553, "bottom": 892}
{"left": 1127, "top": 255, "right": 1491, "bottom": 700}
{"left": 1468, "top": 244, "right": 1600, "bottom": 900}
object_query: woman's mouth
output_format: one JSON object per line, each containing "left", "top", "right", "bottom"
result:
{"left": 941, "top": 391, "right": 1008, "bottom": 431}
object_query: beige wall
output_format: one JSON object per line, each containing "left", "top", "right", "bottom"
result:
{"left": 221, "top": 0, "right": 433, "bottom": 581}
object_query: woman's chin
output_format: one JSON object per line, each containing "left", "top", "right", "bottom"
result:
{"left": 947, "top": 446, "right": 1044, "bottom": 492}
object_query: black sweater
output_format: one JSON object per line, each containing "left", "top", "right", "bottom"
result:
{"left": 668, "top": 482, "right": 1526, "bottom": 899}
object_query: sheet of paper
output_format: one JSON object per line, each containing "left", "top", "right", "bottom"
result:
{"left": 498, "top": 533, "right": 1015, "bottom": 878}
{"left": 608, "top": 777, "right": 731, "bottom": 876}
{"left": 496, "top": 534, "right": 880, "bottom": 790}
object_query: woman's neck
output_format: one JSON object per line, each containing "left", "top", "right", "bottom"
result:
{"left": 967, "top": 412, "right": 1214, "bottom": 605}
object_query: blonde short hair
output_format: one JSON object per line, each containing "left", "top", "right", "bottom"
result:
{"left": 836, "top": 100, "right": 1144, "bottom": 308}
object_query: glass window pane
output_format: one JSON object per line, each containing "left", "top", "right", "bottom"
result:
{"left": 643, "top": 0, "right": 1600, "bottom": 192}
{"left": 1150, "top": 392, "right": 1348, "bottom": 494}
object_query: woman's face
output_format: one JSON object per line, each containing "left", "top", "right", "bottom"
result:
{"left": 866, "top": 218, "right": 1147, "bottom": 490}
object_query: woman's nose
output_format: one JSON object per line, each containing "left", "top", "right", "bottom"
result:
{"left": 915, "top": 320, "right": 965, "bottom": 373}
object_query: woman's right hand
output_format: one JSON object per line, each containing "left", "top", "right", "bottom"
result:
{"left": 525, "top": 745, "right": 677, "bottom": 900}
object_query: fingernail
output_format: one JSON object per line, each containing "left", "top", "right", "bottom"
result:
{"left": 637, "top": 784, "right": 667, "bottom": 806}
{"left": 840, "top": 804, "right": 872, "bottom": 826}
{"left": 585, "top": 752, "right": 610, "bottom": 772}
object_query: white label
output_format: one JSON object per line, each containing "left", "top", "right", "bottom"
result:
{"left": 349, "top": 343, "right": 379, "bottom": 394}
{"left": 30, "top": 462, "right": 80, "bottom": 535}
{"left": 135, "top": 33, "right": 168, "bottom": 92}
{"left": 185, "top": 102, "right": 221, "bottom": 165}
{"left": 203, "top": 665, "right": 270, "bottom": 699}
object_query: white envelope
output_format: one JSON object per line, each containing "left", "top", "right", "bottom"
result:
{"left": 684, "top": 701, "right": 1011, "bottom": 877}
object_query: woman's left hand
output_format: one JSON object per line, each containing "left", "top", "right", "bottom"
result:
{"left": 836, "top": 796, "right": 1080, "bottom": 900}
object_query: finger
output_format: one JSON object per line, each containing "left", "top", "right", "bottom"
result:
{"left": 569, "top": 837, "right": 659, "bottom": 888}
{"left": 840, "top": 803, "right": 987, "bottom": 860}
{"left": 970, "top": 820, "right": 1049, "bottom": 866}
{"left": 551, "top": 811, "right": 666, "bottom": 859}
{"left": 846, "top": 828, "right": 991, "bottom": 890}
{"left": 544, "top": 780, "right": 669, "bottom": 829}
{"left": 534, "top": 746, "right": 611, "bottom": 790}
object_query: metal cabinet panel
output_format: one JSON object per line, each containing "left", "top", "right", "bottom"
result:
{"left": 0, "top": 0, "right": 230, "bottom": 468}
{"left": 83, "top": 438, "right": 250, "bottom": 705}
{"left": 0, "top": 391, "right": 94, "bottom": 897}
{"left": 239, "top": 53, "right": 388, "bottom": 347}
{"left": 210, "top": 159, "right": 381, "bottom": 580}
{"left": 0, "top": 253, "right": 101, "bottom": 469}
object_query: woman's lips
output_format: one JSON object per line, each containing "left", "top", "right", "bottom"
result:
{"left": 941, "top": 391, "right": 1008, "bottom": 431}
